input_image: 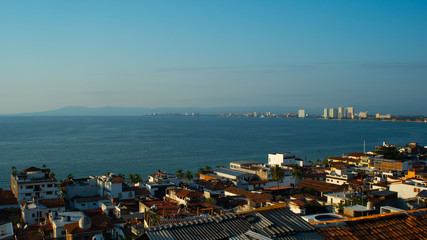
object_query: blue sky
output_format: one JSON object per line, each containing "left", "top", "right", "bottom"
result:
{"left": 1, "top": 1, "right": 426, "bottom": 115}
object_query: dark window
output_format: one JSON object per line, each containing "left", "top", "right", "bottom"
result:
{"left": 26, "top": 186, "right": 33, "bottom": 189}
{"left": 82, "top": 204, "right": 86, "bottom": 206}
{"left": 47, "top": 184, "right": 53, "bottom": 188}
{"left": 25, "top": 193, "right": 31, "bottom": 196}
{"left": 46, "top": 191, "right": 53, "bottom": 195}
{"left": 93, "top": 203, "right": 97, "bottom": 206}
{"left": 61, "top": 231, "right": 66, "bottom": 235}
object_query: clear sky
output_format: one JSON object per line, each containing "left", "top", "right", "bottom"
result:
{"left": 1, "top": 1, "right": 426, "bottom": 115}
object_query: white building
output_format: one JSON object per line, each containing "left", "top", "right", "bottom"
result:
{"left": 329, "top": 108, "right": 336, "bottom": 119}
{"left": 268, "top": 153, "right": 304, "bottom": 167}
{"left": 346, "top": 107, "right": 354, "bottom": 119}
{"left": 0, "top": 222, "right": 14, "bottom": 240}
{"left": 298, "top": 109, "right": 306, "bottom": 118}
{"left": 11, "top": 167, "right": 58, "bottom": 204}
{"left": 323, "top": 108, "right": 328, "bottom": 119}
{"left": 338, "top": 107, "right": 343, "bottom": 119}
{"left": 389, "top": 179, "right": 427, "bottom": 199}
{"left": 326, "top": 169, "right": 355, "bottom": 185}
{"left": 63, "top": 177, "right": 99, "bottom": 200}
{"left": 70, "top": 196, "right": 110, "bottom": 211}
{"left": 48, "top": 211, "right": 85, "bottom": 239}
{"left": 359, "top": 111, "right": 368, "bottom": 118}
{"left": 96, "top": 173, "right": 135, "bottom": 200}
{"left": 20, "top": 198, "right": 66, "bottom": 225}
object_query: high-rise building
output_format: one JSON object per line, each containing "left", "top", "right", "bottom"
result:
{"left": 346, "top": 107, "right": 354, "bottom": 119}
{"left": 338, "top": 107, "right": 343, "bottom": 119}
{"left": 298, "top": 109, "right": 306, "bottom": 118}
{"left": 324, "top": 108, "right": 328, "bottom": 119}
{"left": 329, "top": 108, "right": 337, "bottom": 119}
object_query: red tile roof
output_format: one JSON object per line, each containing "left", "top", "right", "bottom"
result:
{"left": 296, "top": 179, "right": 348, "bottom": 193}
{"left": 315, "top": 208, "right": 427, "bottom": 240}
{"left": 175, "top": 189, "right": 203, "bottom": 198}
{"left": 225, "top": 187, "right": 272, "bottom": 204}
{"left": 0, "top": 190, "right": 18, "bottom": 206}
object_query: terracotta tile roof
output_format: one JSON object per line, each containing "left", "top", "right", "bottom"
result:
{"left": 204, "top": 181, "right": 225, "bottom": 191}
{"left": 110, "top": 177, "right": 125, "bottom": 183}
{"left": 132, "top": 187, "right": 150, "bottom": 196}
{"left": 346, "top": 152, "right": 366, "bottom": 158}
{"left": 39, "top": 198, "right": 65, "bottom": 208}
{"left": 314, "top": 208, "right": 427, "bottom": 240}
{"left": 225, "top": 187, "right": 272, "bottom": 204}
{"left": 290, "top": 193, "right": 319, "bottom": 200}
{"left": 289, "top": 200, "right": 305, "bottom": 207}
{"left": 296, "top": 179, "right": 348, "bottom": 193}
{"left": 175, "top": 189, "right": 203, "bottom": 198}
{"left": 0, "top": 190, "right": 18, "bottom": 206}
{"left": 263, "top": 186, "right": 293, "bottom": 190}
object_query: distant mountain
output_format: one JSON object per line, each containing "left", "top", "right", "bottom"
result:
{"left": 12, "top": 105, "right": 320, "bottom": 116}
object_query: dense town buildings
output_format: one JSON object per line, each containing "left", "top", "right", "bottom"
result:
{"left": 1, "top": 142, "right": 427, "bottom": 240}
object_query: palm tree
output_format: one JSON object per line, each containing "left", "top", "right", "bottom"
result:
{"left": 11, "top": 166, "right": 17, "bottom": 176}
{"left": 204, "top": 166, "right": 212, "bottom": 172}
{"left": 269, "top": 165, "right": 285, "bottom": 190}
{"left": 49, "top": 172, "right": 56, "bottom": 180}
{"left": 67, "top": 173, "right": 74, "bottom": 180}
{"left": 176, "top": 169, "right": 184, "bottom": 179}
{"left": 195, "top": 167, "right": 205, "bottom": 178}
{"left": 184, "top": 171, "right": 193, "bottom": 183}
{"left": 290, "top": 164, "right": 304, "bottom": 181}
{"left": 322, "top": 158, "right": 330, "bottom": 167}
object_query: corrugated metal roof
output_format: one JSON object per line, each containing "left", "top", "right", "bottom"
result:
{"left": 145, "top": 206, "right": 322, "bottom": 240}
{"left": 244, "top": 207, "right": 316, "bottom": 238}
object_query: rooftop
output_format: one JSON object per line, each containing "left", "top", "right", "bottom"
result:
{"left": 314, "top": 208, "right": 427, "bottom": 240}
{"left": 297, "top": 179, "right": 348, "bottom": 193}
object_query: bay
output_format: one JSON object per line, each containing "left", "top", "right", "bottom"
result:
{"left": 0, "top": 116, "right": 426, "bottom": 189}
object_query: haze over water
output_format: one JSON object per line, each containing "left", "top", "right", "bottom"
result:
{"left": 0, "top": 116, "right": 426, "bottom": 189}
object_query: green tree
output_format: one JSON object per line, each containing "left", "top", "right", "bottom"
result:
{"left": 67, "top": 173, "right": 74, "bottom": 180}
{"left": 290, "top": 164, "right": 304, "bottom": 181}
{"left": 204, "top": 166, "right": 212, "bottom": 172}
{"left": 49, "top": 172, "right": 56, "bottom": 180}
{"left": 176, "top": 169, "right": 184, "bottom": 179}
{"left": 376, "top": 146, "right": 404, "bottom": 160}
{"left": 184, "top": 171, "right": 193, "bottom": 183}
{"left": 269, "top": 165, "right": 285, "bottom": 189}
{"left": 195, "top": 167, "right": 205, "bottom": 178}
{"left": 322, "top": 158, "right": 330, "bottom": 167}
{"left": 11, "top": 166, "right": 17, "bottom": 176}
{"left": 128, "top": 173, "right": 142, "bottom": 184}
{"left": 304, "top": 201, "right": 329, "bottom": 214}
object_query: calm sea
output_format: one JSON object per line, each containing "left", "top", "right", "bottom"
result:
{"left": 0, "top": 116, "right": 426, "bottom": 189}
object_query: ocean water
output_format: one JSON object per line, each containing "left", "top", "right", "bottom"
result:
{"left": 0, "top": 116, "right": 426, "bottom": 189}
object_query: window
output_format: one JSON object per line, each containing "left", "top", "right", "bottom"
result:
{"left": 46, "top": 191, "right": 53, "bottom": 195}
{"left": 26, "top": 185, "right": 33, "bottom": 189}
{"left": 93, "top": 203, "right": 97, "bottom": 206}
{"left": 42, "top": 185, "right": 45, "bottom": 187}
{"left": 414, "top": 188, "right": 418, "bottom": 192}
{"left": 61, "top": 231, "right": 66, "bottom": 235}
{"left": 32, "top": 213, "right": 35, "bottom": 217}
{"left": 25, "top": 193, "right": 31, "bottom": 196}
{"left": 81, "top": 204, "right": 86, "bottom": 206}
{"left": 47, "top": 184, "right": 53, "bottom": 188}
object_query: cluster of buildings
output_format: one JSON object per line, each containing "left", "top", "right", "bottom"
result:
{"left": 323, "top": 106, "right": 355, "bottom": 119}
{"left": 1, "top": 142, "right": 427, "bottom": 240}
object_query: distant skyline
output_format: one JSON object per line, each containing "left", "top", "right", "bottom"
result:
{"left": 1, "top": 1, "right": 427, "bottom": 115}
